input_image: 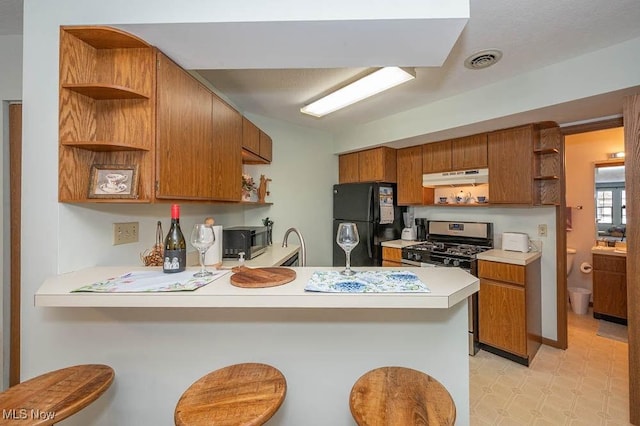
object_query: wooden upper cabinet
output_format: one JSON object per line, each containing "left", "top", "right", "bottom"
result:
{"left": 59, "top": 25, "right": 269, "bottom": 204}
{"left": 422, "top": 140, "right": 452, "bottom": 173}
{"left": 451, "top": 134, "right": 488, "bottom": 170}
{"left": 397, "top": 145, "right": 431, "bottom": 205}
{"left": 339, "top": 152, "right": 360, "bottom": 183}
{"left": 156, "top": 53, "right": 214, "bottom": 199}
{"left": 259, "top": 131, "right": 273, "bottom": 163}
{"left": 487, "top": 125, "right": 536, "bottom": 204}
{"left": 242, "top": 117, "right": 260, "bottom": 155}
{"left": 339, "top": 147, "right": 396, "bottom": 183}
{"left": 358, "top": 147, "right": 397, "bottom": 182}
{"left": 241, "top": 117, "right": 272, "bottom": 164}
{"left": 58, "top": 26, "right": 156, "bottom": 203}
{"left": 211, "top": 94, "right": 242, "bottom": 201}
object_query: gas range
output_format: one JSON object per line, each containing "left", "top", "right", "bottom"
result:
{"left": 401, "top": 221, "right": 493, "bottom": 273}
{"left": 402, "top": 241, "right": 492, "bottom": 270}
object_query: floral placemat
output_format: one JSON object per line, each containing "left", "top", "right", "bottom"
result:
{"left": 72, "top": 270, "right": 229, "bottom": 293}
{"left": 305, "top": 270, "right": 430, "bottom": 293}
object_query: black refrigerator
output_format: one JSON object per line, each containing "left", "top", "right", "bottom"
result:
{"left": 332, "top": 182, "right": 405, "bottom": 267}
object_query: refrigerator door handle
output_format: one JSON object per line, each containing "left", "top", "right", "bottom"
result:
{"left": 366, "top": 185, "right": 373, "bottom": 259}
{"left": 367, "top": 185, "right": 373, "bottom": 223}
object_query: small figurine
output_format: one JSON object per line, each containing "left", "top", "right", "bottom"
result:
{"left": 257, "top": 175, "right": 272, "bottom": 203}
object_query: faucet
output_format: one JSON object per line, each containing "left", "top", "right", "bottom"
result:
{"left": 282, "top": 227, "right": 306, "bottom": 266}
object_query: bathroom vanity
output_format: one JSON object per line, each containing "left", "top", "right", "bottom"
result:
{"left": 591, "top": 248, "right": 627, "bottom": 324}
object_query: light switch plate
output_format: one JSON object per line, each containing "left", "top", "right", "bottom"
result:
{"left": 113, "top": 222, "right": 139, "bottom": 245}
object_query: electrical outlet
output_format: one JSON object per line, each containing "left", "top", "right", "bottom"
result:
{"left": 537, "top": 224, "right": 548, "bottom": 237}
{"left": 113, "top": 222, "right": 139, "bottom": 245}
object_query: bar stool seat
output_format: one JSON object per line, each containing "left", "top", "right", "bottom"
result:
{"left": 174, "top": 362, "right": 286, "bottom": 426}
{"left": 349, "top": 366, "right": 456, "bottom": 426}
{"left": 0, "top": 364, "right": 114, "bottom": 426}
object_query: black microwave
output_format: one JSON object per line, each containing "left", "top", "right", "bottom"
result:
{"left": 222, "top": 226, "right": 268, "bottom": 260}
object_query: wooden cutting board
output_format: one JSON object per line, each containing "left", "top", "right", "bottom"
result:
{"left": 230, "top": 266, "right": 296, "bottom": 288}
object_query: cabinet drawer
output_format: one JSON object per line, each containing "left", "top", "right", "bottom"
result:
{"left": 478, "top": 260, "right": 525, "bottom": 285}
{"left": 592, "top": 254, "right": 626, "bottom": 273}
{"left": 382, "top": 247, "right": 402, "bottom": 263}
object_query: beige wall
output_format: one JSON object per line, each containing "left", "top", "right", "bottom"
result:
{"left": 565, "top": 127, "right": 625, "bottom": 294}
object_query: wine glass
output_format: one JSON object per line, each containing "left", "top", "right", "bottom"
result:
{"left": 336, "top": 222, "right": 359, "bottom": 276}
{"left": 190, "top": 224, "right": 215, "bottom": 277}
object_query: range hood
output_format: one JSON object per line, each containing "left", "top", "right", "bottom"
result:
{"left": 422, "top": 168, "right": 489, "bottom": 187}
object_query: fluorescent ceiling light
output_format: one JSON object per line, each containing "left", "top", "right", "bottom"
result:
{"left": 300, "top": 67, "right": 415, "bottom": 118}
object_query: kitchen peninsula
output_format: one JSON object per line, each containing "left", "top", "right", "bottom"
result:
{"left": 36, "top": 266, "right": 478, "bottom": 425}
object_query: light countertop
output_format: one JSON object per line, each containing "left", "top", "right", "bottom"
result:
{"left": 591, "top": 246, "right": 627, "bottom": 257}
{"left": 222, "top": 243, "right": 299, "bottom": 267}
{"left": 188, "top": 243, "right": 299, "bottom": 267}
{"left": 381, "top": 239, "right": 423, "bottom": 249}
{"left": 35, "top": 266, "right": 478, "bottom": 309}
{"left": 477, "top": 249, "right": 542, "bottom": 265}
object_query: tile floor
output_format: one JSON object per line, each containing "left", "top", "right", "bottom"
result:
{"left": 470, "top": 307, "right": 630, "bottom": 425}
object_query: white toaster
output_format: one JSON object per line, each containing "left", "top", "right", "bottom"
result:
{"left": 502, "top": 232, "right": 530, "bottom": 252}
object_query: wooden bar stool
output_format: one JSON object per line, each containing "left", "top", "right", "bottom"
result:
{"left": 0, "top": 364, "right": 114, "bottom": 426}
{"left": 174, "top": 362, "right": 286, "bottom": 426}
{"left": 349, "top": 366, "right": 456, "bottom": 426}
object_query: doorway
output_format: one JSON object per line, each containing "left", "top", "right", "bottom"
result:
{"left": 564, "top": 126, "right": 624, "bottom": 315}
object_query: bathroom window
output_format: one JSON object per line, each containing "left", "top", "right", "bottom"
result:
{"left": 596, "top": 185, "right": 625, "bottom": 235}
{"left": 595, "top": 190, "right": 613, "bottom": 224}
{"left": 594, "top": 157, "right": 624, "bottom": 240}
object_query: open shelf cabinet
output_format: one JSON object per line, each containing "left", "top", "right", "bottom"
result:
{"left": 533, "top": 126, "right": 562, "bottom": 205}
{"left": 59, "top": 26, "right": 156, "bottom": 202}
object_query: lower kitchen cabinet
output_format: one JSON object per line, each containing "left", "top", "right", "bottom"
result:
{"left": 478, "top": 258, "right": 541, "bottom": 365}
{"left": 592, "top": 254, "right": 627, "bottom": 324}
{"left": 381, "top": 246, "right": 403, "bottom": 267}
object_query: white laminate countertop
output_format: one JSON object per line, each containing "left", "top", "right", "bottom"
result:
{"left": 477, "top": 249, "right": 542, "bottom": 265}
{"left": 35, "top": 266, "right": 478, "bottom": 309}
{"left": 188, "top": 244, "right": 299, "bottom": 267}
{"left": 222, "top": 244, "right": 299, "bottom": 267}
{"left": 591, "top": 246, "right": 627, "bottom": 257}
{"left": 381, "top": 239, "right": 423, "bottom": 249}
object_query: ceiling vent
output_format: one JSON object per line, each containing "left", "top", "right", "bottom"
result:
{"left": 464, "top": 49, "right": 503, "bottom": 70}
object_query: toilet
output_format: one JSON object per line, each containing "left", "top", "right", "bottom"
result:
{"left": 567, "top": 247, "right": 590, "bottom": 314}
{"left": 566, "top": 248, "right": 576, "bottom": 275}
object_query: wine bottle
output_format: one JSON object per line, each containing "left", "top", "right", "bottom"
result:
{"left": 163, "top": 204, "right": 186, "bottom": 273}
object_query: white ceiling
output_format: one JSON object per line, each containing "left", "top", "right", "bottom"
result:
{"left": 5, "top": 0, "right": 640, "bottom": 137}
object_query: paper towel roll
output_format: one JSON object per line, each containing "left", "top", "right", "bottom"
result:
{"left": 580, "top": 262, "right": 593, "bottom": 274}
{"left": 204, "top": 226, "right": 223, "bottom": 265}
